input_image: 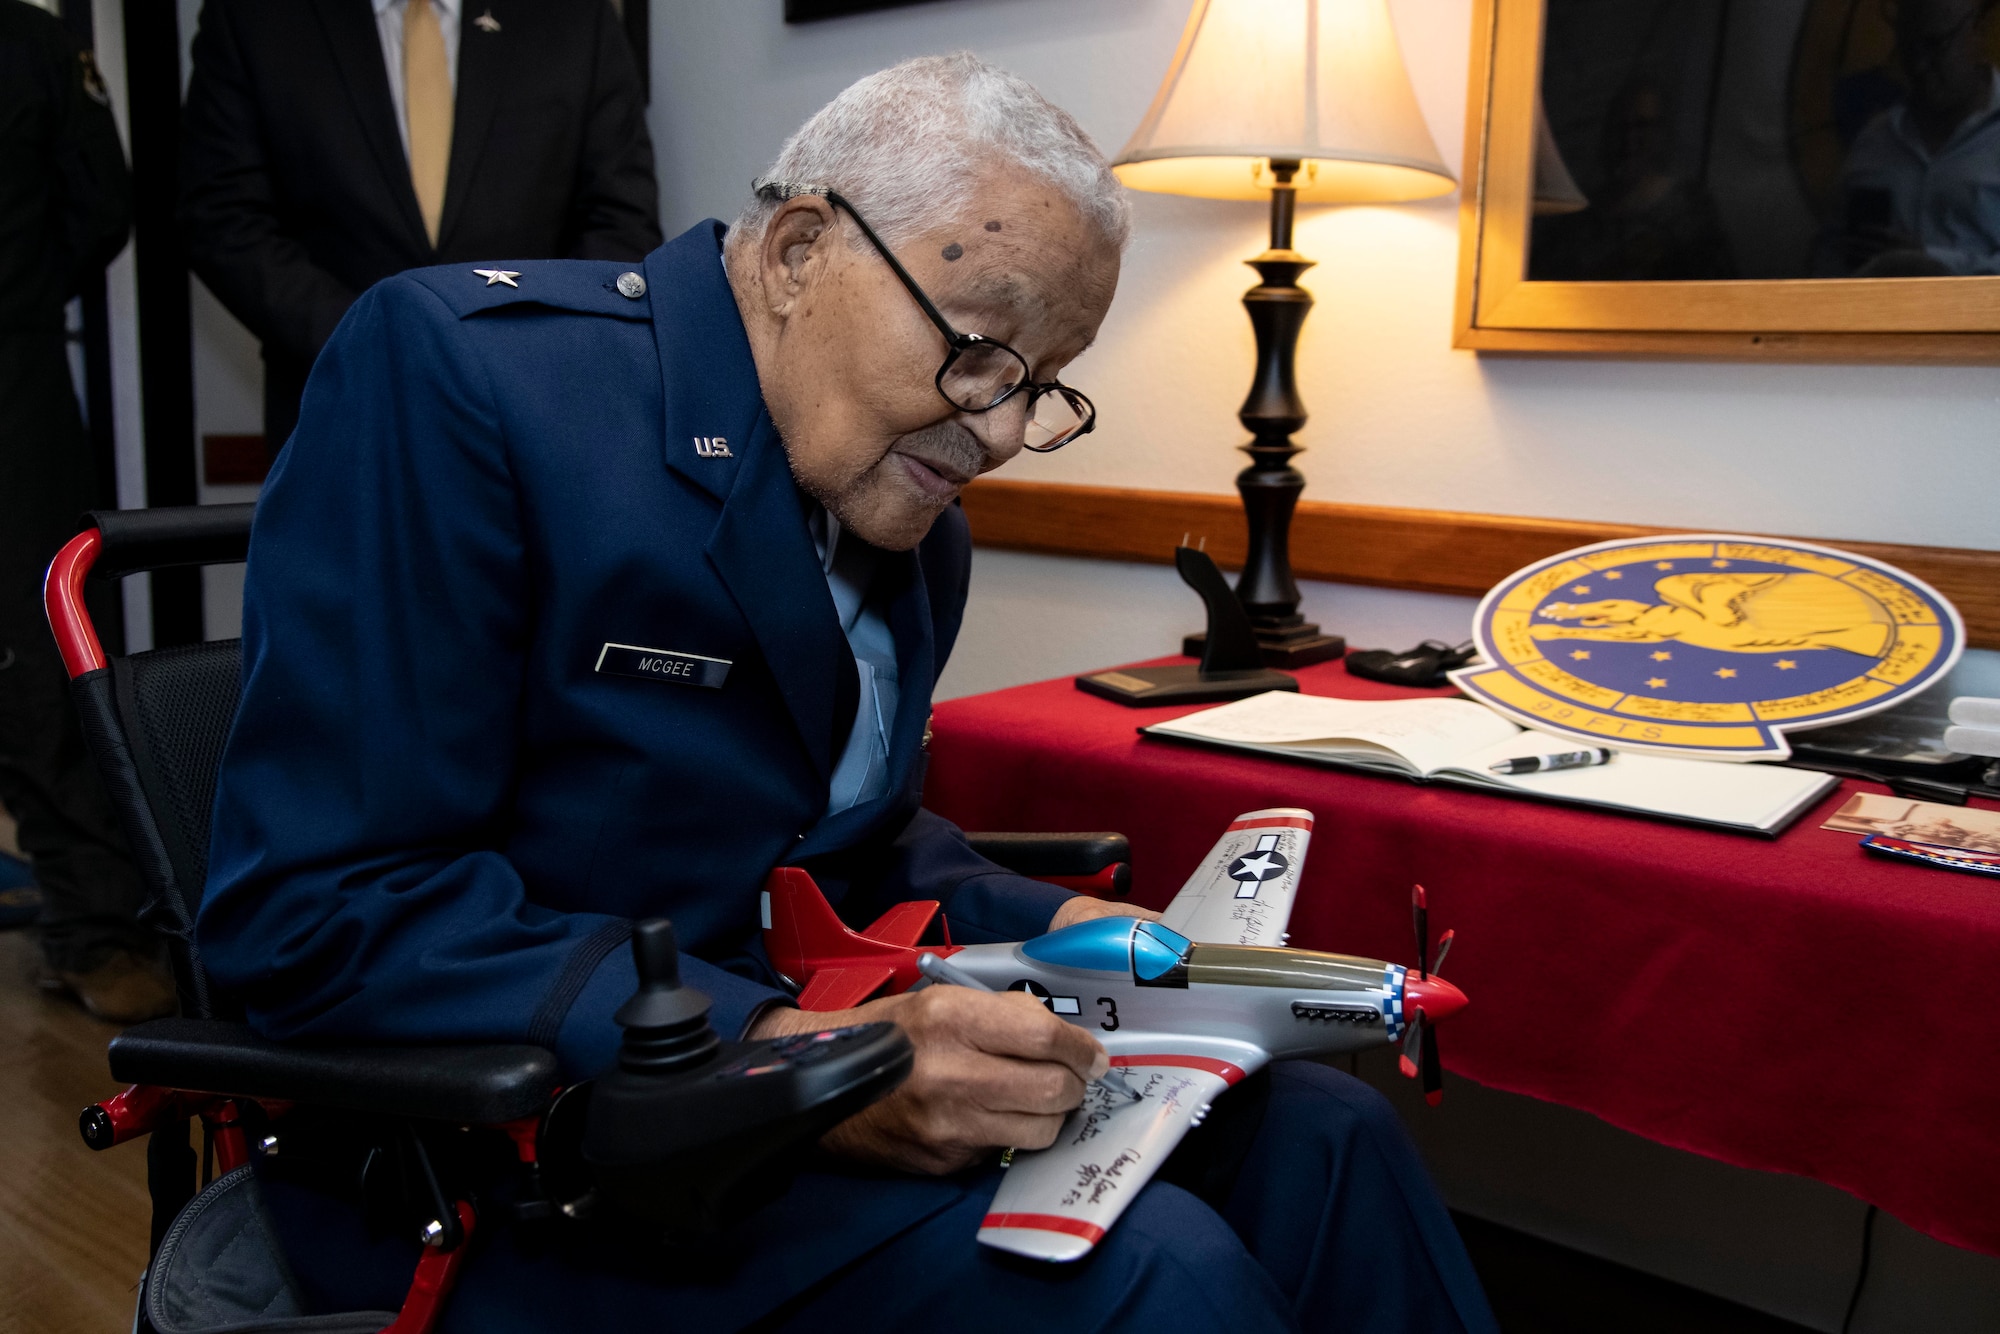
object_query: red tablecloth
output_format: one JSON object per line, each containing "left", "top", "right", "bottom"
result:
{"left": 926, "top": 658, "right": 2000, "bottom": 1257}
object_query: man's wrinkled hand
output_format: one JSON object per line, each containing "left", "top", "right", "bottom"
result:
{"left": 749, "top": 984, "right": 1107, "bottom": 1175}
{"left": 1049, "top": 894, "right": 1160, "bottom": 931}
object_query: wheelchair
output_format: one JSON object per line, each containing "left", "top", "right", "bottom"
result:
{"left": 43, "top": 503, "right": 1131, "bottom": 1334}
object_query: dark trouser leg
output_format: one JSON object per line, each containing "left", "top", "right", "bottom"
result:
{"left": 1209, "top": 1062, "right": 1499, "bottom": 1334}
{"left": 0, "top": 326, "right": 150, "bottom": 972}
{"left": 762, "top": 1172, "right": 1298, "bottom": 1334}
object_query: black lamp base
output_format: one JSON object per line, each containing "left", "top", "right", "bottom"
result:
{"left": 1077, "top": 663, "right": 1299, "bottom": 707}
{"left": 1182, "top": 623, "right": 1345, "bottom": 669}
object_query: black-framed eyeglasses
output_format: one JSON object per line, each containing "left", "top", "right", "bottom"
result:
{"left": 754, "top": 178, "right": 1097, "bottom": 452}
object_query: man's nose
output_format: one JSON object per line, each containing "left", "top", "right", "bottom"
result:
{"left": 963, "top": 394, "right": 1031, "bottom": 462}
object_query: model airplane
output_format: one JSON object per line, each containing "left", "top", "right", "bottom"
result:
{"left": 760, "top": 808, "right": 1467, "bottom": 1262}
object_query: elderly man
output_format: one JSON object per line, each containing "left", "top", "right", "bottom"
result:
{"left": 201, "top": 54, "right": 1495, "bottom": 1333}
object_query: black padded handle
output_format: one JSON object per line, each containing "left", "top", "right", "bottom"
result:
{"left": 86, "top": 504, "right": 256, "bottom": 579}
{"left": 965, "top": 832, "right": 1130, "bottom": 877}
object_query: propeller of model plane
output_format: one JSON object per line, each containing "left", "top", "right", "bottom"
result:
{"left": 1398, "top": 884, "right": 1464, "bottom": 1107}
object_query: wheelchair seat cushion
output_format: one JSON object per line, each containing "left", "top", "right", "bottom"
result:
{"left": 146, "top": 1164, "right": 395, "bottom": 1334}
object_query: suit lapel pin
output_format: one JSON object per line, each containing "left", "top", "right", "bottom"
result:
{"left": 474, "top": 9, "right": 501, "bottom": 32}
{"left": 474, "top": 269, "right": 520, "bottom": 287}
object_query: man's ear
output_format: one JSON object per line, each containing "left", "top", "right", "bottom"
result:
{"left": 757, "top": 196, "right": 838, "bottom": 317}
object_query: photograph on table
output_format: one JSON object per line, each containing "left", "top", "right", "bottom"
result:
{"left": 1823, "top": 791, "right": 2000, "bottom": 853}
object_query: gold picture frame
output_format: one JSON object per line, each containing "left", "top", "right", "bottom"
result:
{"left": 1453, "top": 0, "right": 2000, "bottom": 361}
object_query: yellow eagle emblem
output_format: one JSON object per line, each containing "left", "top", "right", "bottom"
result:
{"left": 1452, "top": 536, "right": 1962, "bottom": 760}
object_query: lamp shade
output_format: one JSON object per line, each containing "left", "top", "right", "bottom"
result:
{"left": 1113, "top": 0, "right": 1455, "bottom": 203}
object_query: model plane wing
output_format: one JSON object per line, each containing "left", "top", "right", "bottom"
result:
{"left": 860, "top": 900, "right": 940, "bottom": 950}
{"left": 795, "top": 964, "right": 896, "bottom": 1011}
{"left": 978, "top": 1043, "right": 1268, "bottom": 1262}
{"left": 1157, "top": 808, "right": 1313, "bottom": 947}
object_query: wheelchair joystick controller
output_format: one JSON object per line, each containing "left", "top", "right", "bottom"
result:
{"left": 613, "top": 919, "right": 721, "bottom": 1075}
{"left": 575, "top": 917, "right": 914, "bottom": 1238}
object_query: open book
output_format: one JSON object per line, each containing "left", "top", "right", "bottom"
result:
{"left": 1144, "top": 692, "right": 1838, "bottom": 836}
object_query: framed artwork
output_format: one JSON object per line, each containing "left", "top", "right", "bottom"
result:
{"left": 1455, "top": 0, "right": 2000, "bottom": 360}
{"left": 785, "top": 0, "right": 947, "bottom": 21}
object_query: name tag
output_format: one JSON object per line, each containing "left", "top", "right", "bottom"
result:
{"left": 595, "top": 642, "right": 731, "bottom": 689}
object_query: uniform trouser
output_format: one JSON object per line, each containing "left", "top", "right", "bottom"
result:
{"left": 0, "top": 324, "right": 150, "bottom": 970}
{"left": 265, "top": 1061, "right": 1499, "bottom": 1334}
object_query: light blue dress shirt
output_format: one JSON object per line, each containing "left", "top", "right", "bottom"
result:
{"left": 811, "top": 507, "right": 899, "bottom": 815}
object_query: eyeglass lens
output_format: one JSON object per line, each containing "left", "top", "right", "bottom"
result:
{"left": 1024, "top": 388, "right": 1088, "bottom": 452}
{"left": 938, "top": 341, "right": 1027, "bottom": 413}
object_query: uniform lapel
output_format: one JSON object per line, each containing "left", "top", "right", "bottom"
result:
{"left": 439, "top": 0, "right": 504, "bottom": 250}
{"left": 646, "top": 224, "right": 856, "bottom": 783}
{"left": 310, "top": 0, "right": 428, "bottom": 254}
{"left": 706, "top": 419, "right": 857, "bottom": 786}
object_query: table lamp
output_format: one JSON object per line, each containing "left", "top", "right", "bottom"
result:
{"left": 1113, "top": 0, "right": 1455, "bottom": 667}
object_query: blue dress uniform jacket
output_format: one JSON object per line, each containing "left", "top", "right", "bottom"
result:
{"left": 201, "top": 221, "right": 1502, "bottom": 1334}
{"left": 201, "top": 221, "right": 1069, "bottom": 1078}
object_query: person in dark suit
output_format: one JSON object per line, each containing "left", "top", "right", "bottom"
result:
{"left": 179, "top": 0, "right": 661, "bottom": 454}
{"left": 201, "top": 55, "right": 1494, "bottom": 1334}
{"left": 0, "top": 0, "right": 173, "bottom": 1022}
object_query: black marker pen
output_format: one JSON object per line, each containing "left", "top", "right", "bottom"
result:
{"left": 1489, "top": 748, "right": 1614, "bottom": 775}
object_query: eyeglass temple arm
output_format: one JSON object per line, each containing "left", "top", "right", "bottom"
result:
{"left": 800, "top": 186, "right": 967, "bottom": 351}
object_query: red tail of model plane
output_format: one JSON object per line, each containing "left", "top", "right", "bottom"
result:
{"left": 761, "top": 867, "right": 948, "bottom": 1011}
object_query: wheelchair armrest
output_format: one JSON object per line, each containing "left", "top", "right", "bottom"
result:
{"left": 965, "top": 832, "right": 1129, "bottom": 877}
{"left": 108, "top": 1018, "right": 558, "bottom": 1125}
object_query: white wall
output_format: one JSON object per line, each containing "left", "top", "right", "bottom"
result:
{"left": 166, "top": 0, "right": 2000, "bottom": 657}
{"left": 651, "top": 0, "right": 1998, "bottom": 701}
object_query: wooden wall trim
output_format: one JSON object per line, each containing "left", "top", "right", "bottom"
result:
{"left": 958, "top": 479, "right": 2000, "bottom": 652}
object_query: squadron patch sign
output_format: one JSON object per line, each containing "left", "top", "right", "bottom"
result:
{"left": 1448, "top": 535, "right": 1963, "bottom": 761}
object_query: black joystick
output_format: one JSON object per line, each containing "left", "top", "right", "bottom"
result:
{"left": 613, "top": 919, "right": 720, "bottom": 1075}
{"left": 573, "top": 917, "right": 914, "bottom": 1238}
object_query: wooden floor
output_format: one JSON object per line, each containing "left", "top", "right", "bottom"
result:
{"left": 0, "top": 929, "right": 150, "bottom": 1334}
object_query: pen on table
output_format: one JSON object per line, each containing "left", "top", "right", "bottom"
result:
{"left": 916, "top": 952, "right": 1143, "bottom": 1102}
{"left": 1489, "top": 747, "right": 1614, "bottom": 775}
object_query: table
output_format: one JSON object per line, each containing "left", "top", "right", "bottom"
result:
{"left": 925, "top": 657, "right": 2000, "bottom": 1258}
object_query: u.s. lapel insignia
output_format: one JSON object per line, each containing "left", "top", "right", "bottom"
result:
{"left": 473, "top": 269, "right": 520, "bottom": 288}
{"left": 474, "top": 9, "right": 501, "bottom": 33}
{"left": 1449, "top": 534, "right": 1964, "bottom": 761}
{"left": 693, "top": 436, "right": 733, "bottom": 458}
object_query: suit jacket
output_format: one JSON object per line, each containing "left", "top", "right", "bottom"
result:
{"left": 178, "top": 0, "right": 660, "bottom": 448}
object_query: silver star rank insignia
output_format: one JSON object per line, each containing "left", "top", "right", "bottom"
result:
{"left": 473, "top": 269, "right": 520, "bottom": 288}
{"left": 474, "top": 9, "right": 501, "bottom": 32}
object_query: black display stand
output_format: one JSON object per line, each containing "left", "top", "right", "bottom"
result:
{"left": 1184, "top": 159, "right": 1344, "bottom": 670}
{"left": 1077, "top": 547, "right": 1298, "bottom": 708}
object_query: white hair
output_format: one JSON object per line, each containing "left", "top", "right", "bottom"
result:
{"left": 729, "top": 53, "right": 1130, "bottom": 256}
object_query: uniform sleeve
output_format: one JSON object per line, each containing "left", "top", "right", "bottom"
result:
{"left": 198, "top": 277, "right": 782, "bottom": 1078}
{"left": 178, "top": 0, "right": 357, "bottom": 364}
{"left": 564, "top": 0, "right": 662, "bottom": 262}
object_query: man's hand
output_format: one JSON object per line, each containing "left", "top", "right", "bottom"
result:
{"left": 749, "top": 985, "right": 1108, "bottom": 1175}
{"left": 1049, "top": 893, "right": 1160, "bottom": 931}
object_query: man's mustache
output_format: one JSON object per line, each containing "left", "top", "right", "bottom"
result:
{"left": 892, "top": 420, "right": 988, "bottom": 488}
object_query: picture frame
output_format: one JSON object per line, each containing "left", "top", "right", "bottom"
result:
{"left": 1454, "top": 0, "right": 2000, "bottom": 361}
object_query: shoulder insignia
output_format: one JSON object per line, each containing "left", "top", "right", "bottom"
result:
{"left": 406, "top": 259, "right": 654, "bottom": 322}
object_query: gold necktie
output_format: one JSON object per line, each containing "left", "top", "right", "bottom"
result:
{"left": 404, "top": 0, "right": 453, "bottom": 248}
